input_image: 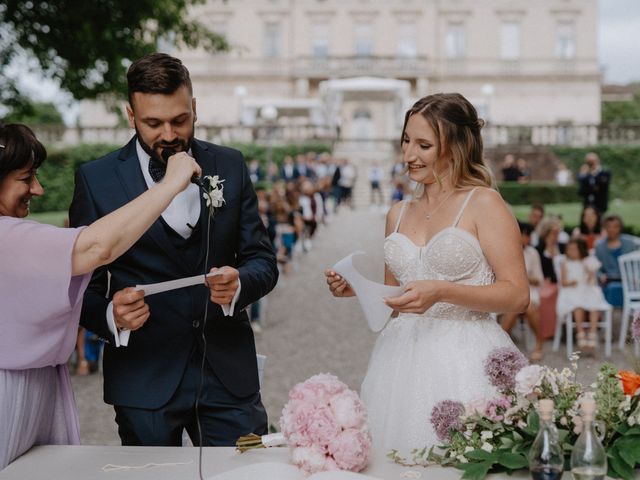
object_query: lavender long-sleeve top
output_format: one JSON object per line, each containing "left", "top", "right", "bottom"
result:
{"left": 0, "top": 217, "right": 91, "bottom": 370}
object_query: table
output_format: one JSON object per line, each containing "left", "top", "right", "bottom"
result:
{"left": 0, "top": 446, "right": 563, "bottom": 479}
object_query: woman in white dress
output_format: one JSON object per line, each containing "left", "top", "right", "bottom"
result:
{"left": 325, "top": 93, "right": 529, "bottom": 455}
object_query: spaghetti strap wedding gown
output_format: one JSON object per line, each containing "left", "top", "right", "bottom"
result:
{"left": 361, "top": 188, "right": 516, "bottom": 455}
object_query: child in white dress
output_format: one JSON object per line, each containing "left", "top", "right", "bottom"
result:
{"left": 557, "top": 238, "right": 610, "bottom": 353}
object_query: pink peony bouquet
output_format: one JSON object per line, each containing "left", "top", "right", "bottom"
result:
{"left": 280, "top": 373, "right": 372, "bottom": 475}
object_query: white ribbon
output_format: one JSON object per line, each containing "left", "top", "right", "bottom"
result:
{"left": 101, "top": 461, "right": 193, "bottom": 472}
{"left": 261, "top": 432, "right": 287, "bottom": 448}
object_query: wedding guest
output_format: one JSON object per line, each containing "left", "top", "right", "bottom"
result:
{"left": 536, "top": 217, "right": 565, "bottom": 339}
{"left": 555, "top": 162, "right": 573, "bottom": 186}
{"left": 0, "top": 123, "right": 200, "bottom": 469}
{"left": 516, "top": 158, "right": 531, "bottom": 184}
{"left": 501, "top": 222, "right": 545, "bottom": 361}
{"left": 578, "top": 152, "right": 611, "bottom": 213}
{"left": 337, "top": 158, "right": 356, "bottom": 209}
{"left": 595, "top": 215, "right": 640, "bottom": 307}
{"left": 572, "top": 205, "right": 602, "bottom": 251}
{"left": 501, "top": 154, "right": 520, "bottom": 182}
{"left": 299, "top": 179, "right": 323, "bottom": 251}
{"left": 326, "top": 93, "right": 529, "bottom": 454}
{"left": 528, "top": 204, "right": 545, "bottom": 247}
{"left": 280, "top": 155, "right": 297, "bottom": 182}
{"left": 69, "top": 53, "right": 278, "bottom": 447}
{"left": 557, "top": 238, "right": 610, "bottom": 355}
{"left": 368, "top": 160, "right": 384, "bottom": 206}
{"left": 248, "top": 158, "right": 263, "bottom": 184}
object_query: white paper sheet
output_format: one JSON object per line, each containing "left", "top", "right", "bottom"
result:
{"left": 136, "top": 272, "right": 221, "bottom": 296}
{"left": 332, "top": 252, "right": 404, "bottom": 332}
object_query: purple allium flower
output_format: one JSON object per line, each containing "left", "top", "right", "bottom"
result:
{"left": 484, "top": 347, "right": 529, "bottom": 393}
{"left": 632, "top": 313, "right": 640, "bottom": 343}
{"left": 430, "top": 400, "right": 464, "bottom": 442}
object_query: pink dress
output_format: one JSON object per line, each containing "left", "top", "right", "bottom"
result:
{"left": 0, "top": 217, "right": 91, "bottom": 469}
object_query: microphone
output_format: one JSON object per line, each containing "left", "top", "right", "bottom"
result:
{"left": 161, "top": 148, "right": 206, "bottom": 191}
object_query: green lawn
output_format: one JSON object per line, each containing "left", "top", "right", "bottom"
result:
{"left": 28, "top": 210, "right": 68, "bottom": 227}
{"left": 511, "top": 200, "right": 640, "bottom": 229}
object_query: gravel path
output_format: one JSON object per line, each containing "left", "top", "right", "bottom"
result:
{"left": 71, "top": 207, "right": 635, "bottom": 444}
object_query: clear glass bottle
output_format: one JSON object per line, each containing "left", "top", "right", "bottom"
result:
{"left": 528, "top": 399, "right": 564, "bottom": 480}
{"left": 570, "top": 397, "right": 607, "bottom": 480}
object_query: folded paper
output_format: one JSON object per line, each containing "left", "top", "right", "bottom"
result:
{"left": 136, "top": 272, "right": 222, "bottom": 296}
{"left": 332, "top": 252, "right": 404, "bottom": 332}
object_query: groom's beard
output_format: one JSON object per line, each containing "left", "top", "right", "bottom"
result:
{"left": 135, "top": 123, "right": 195, "bottom": 166}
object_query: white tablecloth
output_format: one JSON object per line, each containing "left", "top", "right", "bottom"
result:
{"left": 0, "top": 445, "right": 568, "bottom": 480}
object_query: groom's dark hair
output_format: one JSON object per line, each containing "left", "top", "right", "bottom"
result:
{"left": 127, "top": 53, "right": 192, "bottom": 108}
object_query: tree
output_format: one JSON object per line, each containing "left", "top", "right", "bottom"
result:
{"left": 602, "top": 92, "right": 640, "bottom": 123}
{"left": 3, "top": 100, "right": 64, "bottom": 125}
{"left": 0, "top": 0, "right": 227, "bottom": 105}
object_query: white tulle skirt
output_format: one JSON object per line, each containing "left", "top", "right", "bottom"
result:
{"left": 361, "top": 313, "right": 515, "bottom": 456}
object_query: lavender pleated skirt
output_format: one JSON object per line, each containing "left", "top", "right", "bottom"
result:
{"left": 0, "top": 365, "right": 80, "bottom": 470}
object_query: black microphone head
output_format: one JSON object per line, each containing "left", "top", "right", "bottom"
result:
{"left": 161, "top": 148, "right": 176, "bottom": 164}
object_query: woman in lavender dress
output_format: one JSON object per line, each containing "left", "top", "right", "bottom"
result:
{"left": 0, "top": 124, "right": 201, "bottom": 469}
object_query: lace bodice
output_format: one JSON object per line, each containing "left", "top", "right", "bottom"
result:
{"left": 384, "top": 190, "right": 495, "bottom": 320}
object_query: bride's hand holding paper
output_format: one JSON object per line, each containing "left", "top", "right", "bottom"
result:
{"left": 383, "top": 279, "right": 444, "bottom": 315}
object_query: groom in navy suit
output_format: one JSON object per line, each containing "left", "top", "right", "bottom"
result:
{"left": 69, "top": 53, "right": 278, "bottom": 446}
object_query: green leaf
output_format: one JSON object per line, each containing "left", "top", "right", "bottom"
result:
{"left": 615, "top": 437, "right": 640, "bottom": 467}
{"left": 512, "top": 431, "right": 524, "bottom": 443}
{"left": 497, "top": 452, "right": 529, "bottom": 469}
{"left": 457, "top": 460, "right": 493, "bottom": 480}
{"left": 464, "top": 449, "right": 496, "bottom": 461}
{"left": 500, "top": 436, "right": 514, "bottom": 448}
{"left": 609, "top": 451, "right": 636, "bottom": 480}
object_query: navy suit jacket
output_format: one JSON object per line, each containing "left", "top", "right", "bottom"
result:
{"left": 69, "top": 137, "right": 278, "bottom": 408}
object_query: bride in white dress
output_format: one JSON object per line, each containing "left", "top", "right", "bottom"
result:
{"left": 326, "top": 93, "right": 530, "bottom": 455}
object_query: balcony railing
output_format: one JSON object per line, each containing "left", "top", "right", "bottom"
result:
{"left": 293, "top": 55, "right": 430, "bottom": 78}
{"left": 32, "top": 123, "right": 640, "bottom": 148}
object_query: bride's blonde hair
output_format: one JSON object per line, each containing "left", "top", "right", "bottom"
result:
{"left": 401, "top": 93, "right": 495, "bottom": 195}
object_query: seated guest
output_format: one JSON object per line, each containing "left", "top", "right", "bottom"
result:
{"left": 572, "top": 205, "right": 603, "bottom": 252}
{"left": 501, "top": 222, "right": 545, "bottom": 361}
{"left": 536, "top": 217, "right": 565, "bottom": 339}
{"left": 595, "top": 215, "right": 640, "bottom": 307}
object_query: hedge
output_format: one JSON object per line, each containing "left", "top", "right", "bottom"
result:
{"left": 551, "top": 145, "right": 640, "bottom": 200}
{"left": 30, "top": 142, "right": 332, "bottom": 213}
{"left": 497, "top": 182, "right": 580, "bottom": 206}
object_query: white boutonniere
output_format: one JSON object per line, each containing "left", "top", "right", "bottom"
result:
{"left": 203, "top": 175, "right": 225, "bottom": 216}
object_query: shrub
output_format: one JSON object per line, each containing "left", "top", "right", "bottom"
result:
{"left": 551, "top": 145, "right": 640, "bottom": 200}
{"left": 497, "top": 182, "right": 580, "bottom": 206}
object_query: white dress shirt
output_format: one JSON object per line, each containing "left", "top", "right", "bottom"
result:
{"left": 106, "top": 140, "right": 240, "bottom": 347}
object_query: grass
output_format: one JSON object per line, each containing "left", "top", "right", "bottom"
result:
{"left": 28, "top": 210, "right": 68, "bottom": 227}
{"left": 511, "top": 200, "right": 640, "bottom": 229}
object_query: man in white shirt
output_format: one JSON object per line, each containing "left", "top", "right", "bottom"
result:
{"left": 69, "top": 53, "right": 278, "bottom": 447}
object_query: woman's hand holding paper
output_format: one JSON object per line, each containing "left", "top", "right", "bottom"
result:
{"left": 324, "top": 269, "right": 355, "bottom": 297}
{"left": 383, "top": 280, "right": 444, "bottom": 314}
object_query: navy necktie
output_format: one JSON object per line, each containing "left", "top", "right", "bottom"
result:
{"left": 148, "top": 158, "right": 166, "bottom": 183}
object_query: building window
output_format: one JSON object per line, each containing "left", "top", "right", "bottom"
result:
{"left": 311, "top": 23, "right": 329, "bottom": 58}
{"left": 355, "top": 22, "right": 373, "bottom": 58}
{"left": 500, "top": 22, "right": 520, "bottom": 60}
{"left": 263, "top": 22, "right": 282, "bottom": 58}
{"left": 445, "top": 22, "right": 465, "bottom": 59}
{"left": 397, "top": 22, "right": 417, "bottom": 58}
{"left": 556, "top": 21, "right": 576, "bottom": 59}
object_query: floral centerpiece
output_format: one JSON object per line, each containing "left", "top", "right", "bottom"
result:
{"left": 237, "top": 373, "right": 372, "bottom": 476}
{"left": 390, "top": 314, "right": 640, "bottom": 480}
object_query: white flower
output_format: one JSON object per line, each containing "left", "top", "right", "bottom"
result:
{"left": 202, "top": 175, "right": 226, "bottom": 211}
{"left": 457, "top": 455, "right": 469, "bottom": 464}
{"left": 464, "top": 446, "right": 474, "bottom": 453}
{"left": 515, "top": 365, "right": 544, "bottom": 396}
{"left": 480, "top": 430, "right": 493, "bottom": 441}
{"left": 481, "top": 442, "right": 493, "bottom": 453}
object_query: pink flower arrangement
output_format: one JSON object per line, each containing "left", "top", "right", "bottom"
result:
{"left": 280, "top": 373, "right": 371, "bottom": 475}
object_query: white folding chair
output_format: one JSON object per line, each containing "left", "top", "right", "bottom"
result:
{"left": 618, "top": 250, "right": 640, "bottom": 350}
{"left": 553, "top": 306, "right": 613, "bottom": 359}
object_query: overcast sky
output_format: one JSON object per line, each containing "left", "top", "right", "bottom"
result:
{"left": 599, "top": 0, "right": 640, "bottom": 84}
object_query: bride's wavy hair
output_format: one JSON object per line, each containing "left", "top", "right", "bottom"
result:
{"left": 400, "top": 93, "right": 495, "bottom": 195}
